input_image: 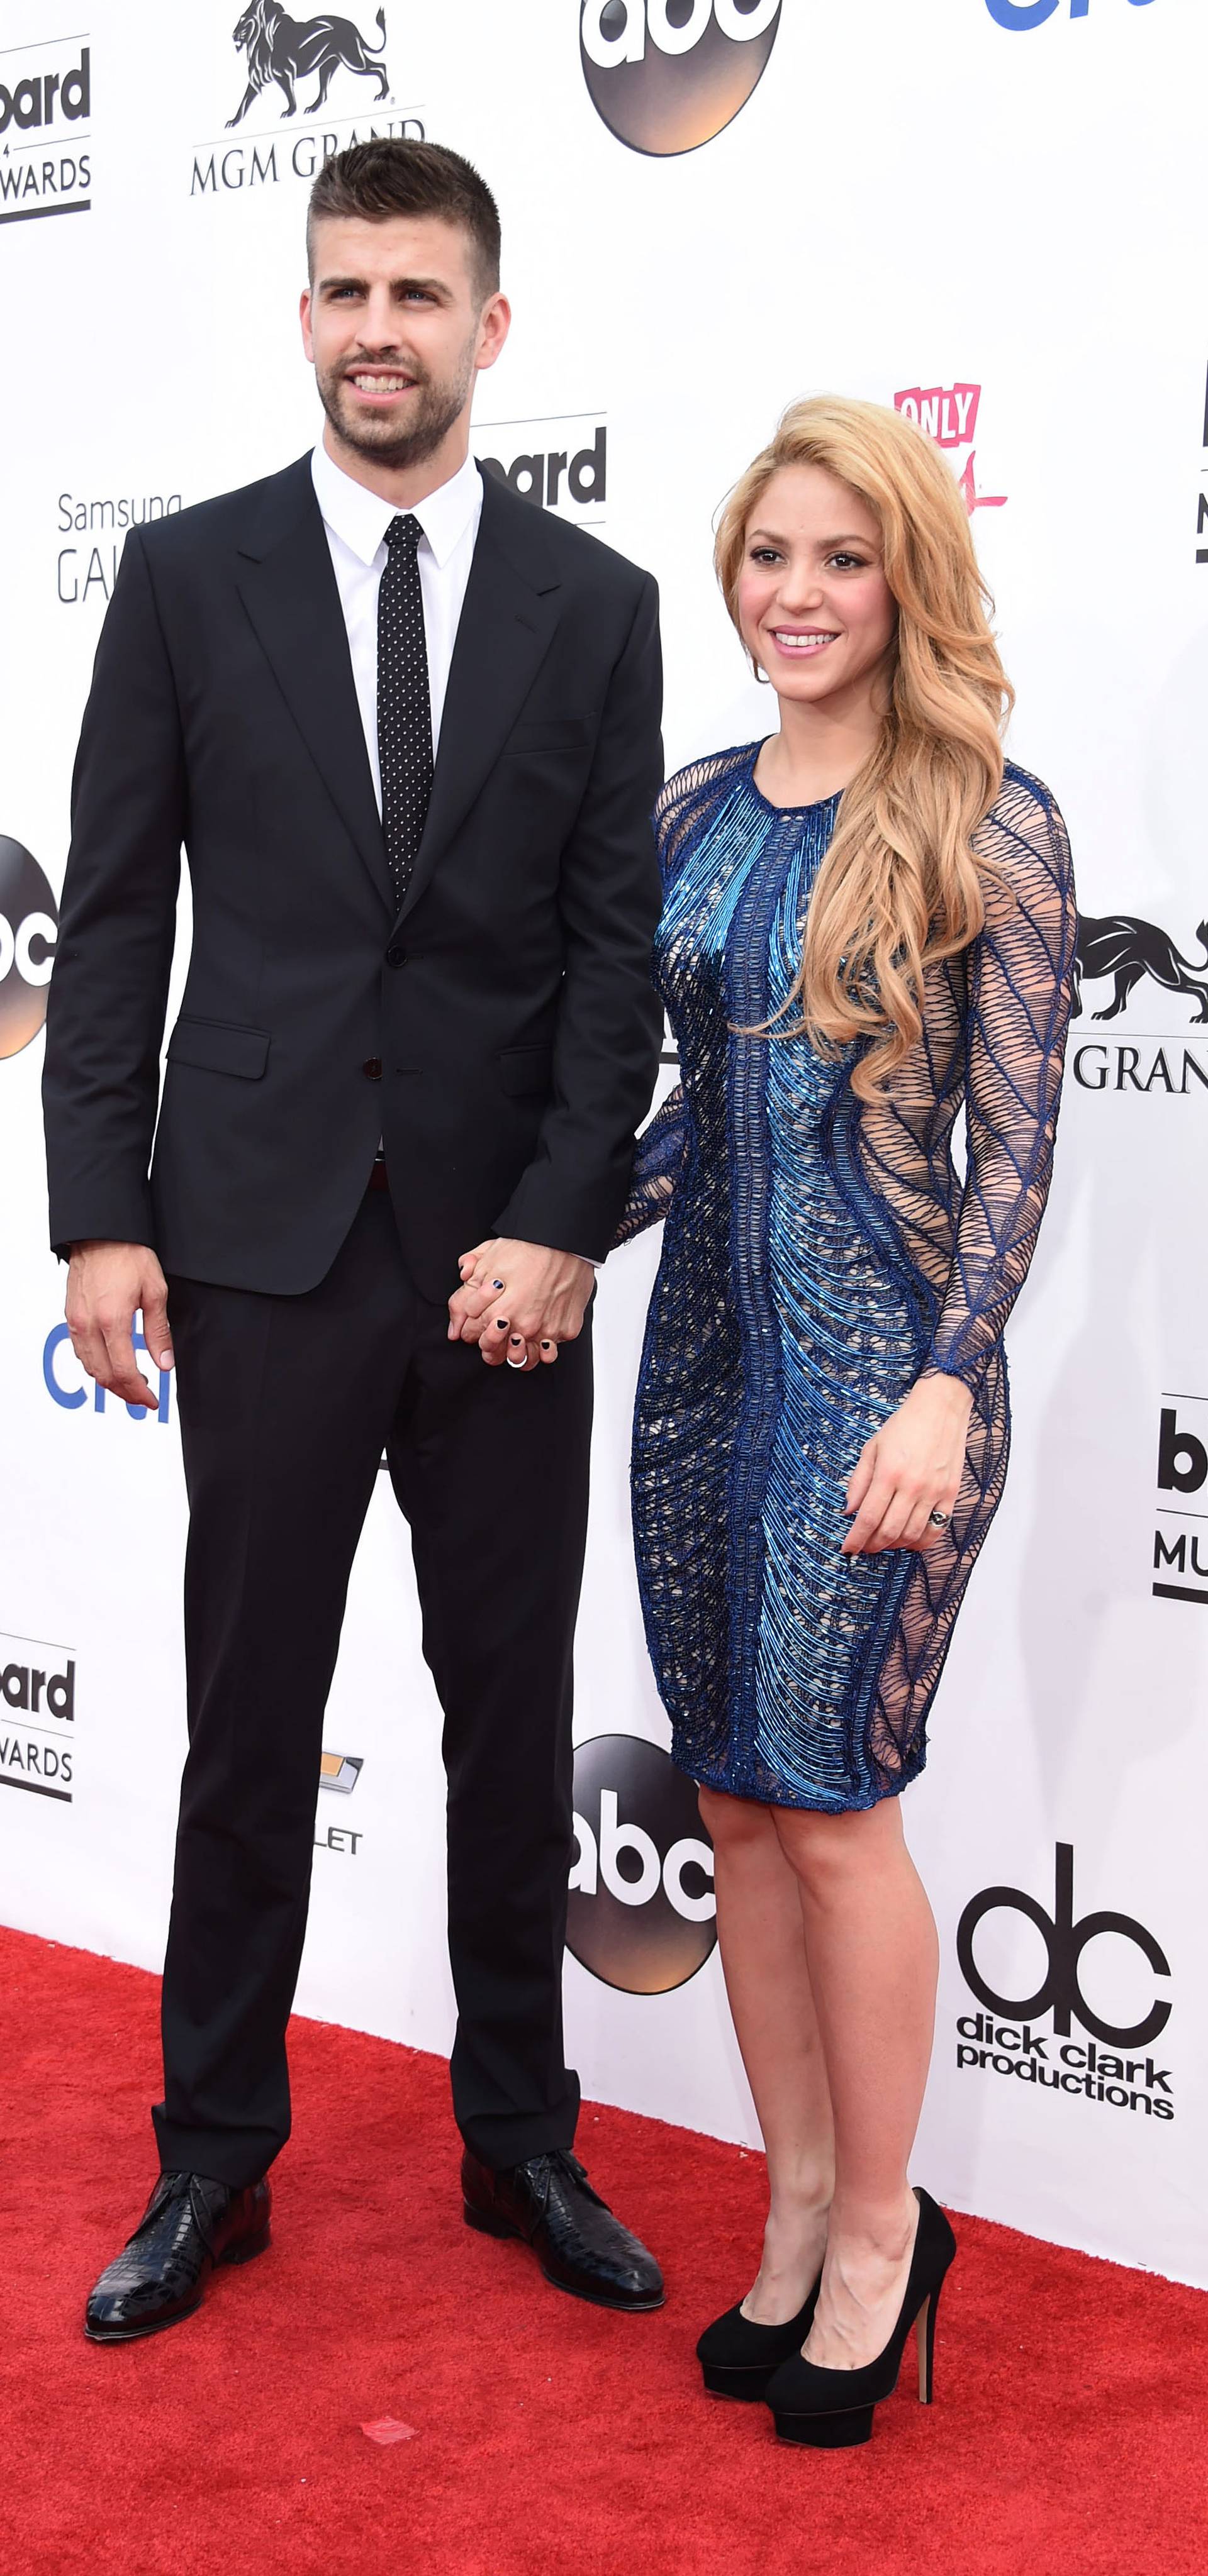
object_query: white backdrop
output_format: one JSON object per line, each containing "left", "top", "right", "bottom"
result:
{"left": 3, "top": 0, "right": 1207, "bottom": 2287}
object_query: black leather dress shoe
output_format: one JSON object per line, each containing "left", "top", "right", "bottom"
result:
{"left": 84, "top": 2170, "right": 272, "bottom": 2343}
{"left": 462, "top": 2146, "right": 664, "bottom": 2312}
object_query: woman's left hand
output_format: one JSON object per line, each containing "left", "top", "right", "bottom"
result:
{"left": 841, "top": 1372, "right": 973, "bottom": 1555}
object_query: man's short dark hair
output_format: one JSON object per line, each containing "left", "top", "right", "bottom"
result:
{"left": 307, "top": 140, "right": 501, "bottom": 302}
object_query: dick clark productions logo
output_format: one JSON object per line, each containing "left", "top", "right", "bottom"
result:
{"left": 568, "top": 1735, "right": 716, "bottom": 1994}
{"left": 581, "top": 0, "right": 781, "bottom": 155}
{"left": 956, "top": 1844, "right": 1173, "bottom": 2123}
{"left": 0, "top": 838, "right": 58, "bottom": 1059}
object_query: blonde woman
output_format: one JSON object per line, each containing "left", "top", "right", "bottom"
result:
{"left": 615, "top": 397, "right": 1075, "bottom": 2447}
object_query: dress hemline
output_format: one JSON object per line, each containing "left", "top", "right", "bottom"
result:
{"left": 673, "top": 1736, "right": 929, "bottom": 1817}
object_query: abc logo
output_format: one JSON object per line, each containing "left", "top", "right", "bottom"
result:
{"left": 581, "top": 0, "right": 781, "bottom": 157}
{"left": 568, "top": 1733, "right": 716, "bottom": 1994}
{"left": 0, "top": 838, "right": 59, "bottom": 1060}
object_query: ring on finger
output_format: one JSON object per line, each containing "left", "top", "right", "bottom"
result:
{"left": 928, "top": 1506, "right": 951, "bottom": 1528}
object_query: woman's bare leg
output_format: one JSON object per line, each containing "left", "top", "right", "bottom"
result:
{"left": 771, "top": 1794, "right": 938, "bottom": 2369}
{"left": 698, "top": 1784, "right": 834, "bottom": 2323}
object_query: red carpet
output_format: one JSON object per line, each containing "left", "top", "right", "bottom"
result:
{"left": 1, "top": 1927, "right": 1205, "bottom": 2576}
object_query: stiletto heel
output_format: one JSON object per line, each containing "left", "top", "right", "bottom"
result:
{"left": 764, "top": 2189, "right": 956, "bottom": 2448}
{"left": 917, "top": 2280, "right": 941, "bottom": 2403}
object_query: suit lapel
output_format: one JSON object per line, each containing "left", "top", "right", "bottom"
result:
{"left": 393, "top": 470, "right": 563, "bottom": 930}
{"left": 235, "top": 458, "right": 393, "bottom": 914}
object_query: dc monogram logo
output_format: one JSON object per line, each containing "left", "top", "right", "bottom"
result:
{"left": 957, "top": 1844, "right": 1171, "bottom": 2050}
{"left": 567, "top": 1735, "right": 716, "bottom": 1994}
{"left": 580, "top": 0, "right": 781, "bottom": 157}
{"left": 0, "top": 838, "right": 58, "bottom": 1061}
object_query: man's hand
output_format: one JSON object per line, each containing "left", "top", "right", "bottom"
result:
{"left": 447, "top": 1239, "right": 594, "bottom": 1372}
{"left": 65, "top": 1240, "right": 173, "bottom": 1410}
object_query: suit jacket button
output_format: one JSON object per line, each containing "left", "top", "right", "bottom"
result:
{"left": 362, "top": 1058, "right": 383, "bottom": 1080}
{"left": 385, "top": 945, "right": 407, "bottom": 967}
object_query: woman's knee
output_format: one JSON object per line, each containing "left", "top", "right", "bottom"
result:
{"left": 697, "top": 1782, "right": 776, "bottom": 1848}
{"left": 773, "top": 1796, "right": 904, "bottom": 1894}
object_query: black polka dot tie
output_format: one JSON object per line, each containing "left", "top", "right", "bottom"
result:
{"left": 378, "top": 513, "right": 433, "bottom": 908}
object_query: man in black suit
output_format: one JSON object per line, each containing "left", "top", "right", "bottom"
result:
{"left": 44, "top": 139, "right": 666, "bottom": 2340}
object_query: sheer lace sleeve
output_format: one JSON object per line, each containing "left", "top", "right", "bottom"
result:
{"left": 924, "top": 770, "right": 1077, "bottom": 1387}
{"left": 612, "top": 1082, "right": 688, "bottom": 1245}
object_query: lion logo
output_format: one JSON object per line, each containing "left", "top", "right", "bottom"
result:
{"left": 227, "top": 2, "right": 389, "bottom": 126}
{"left": 1073, "top": 913, "right": 1208, "bottom": 1026}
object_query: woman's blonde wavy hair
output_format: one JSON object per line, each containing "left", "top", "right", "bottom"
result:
{"left": 715, "top": 395, "right": 1012, "bottom": 1100}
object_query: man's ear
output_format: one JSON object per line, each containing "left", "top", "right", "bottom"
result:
{"left": 299, "top": 287, "right": 314, "bottom": 363}
{"left": 474, "top": 292, "right": 511, "bottom": 379}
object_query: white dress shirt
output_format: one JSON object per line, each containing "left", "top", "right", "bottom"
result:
{"left": 310, "top": 439, "right": 483, "bottom": 809}
{"left": 311, "top": 439, "right": 597, "bottom": 1269}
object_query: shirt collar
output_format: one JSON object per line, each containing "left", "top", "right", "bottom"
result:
{"left": 310, "top": 440, "right": 483, "bottom": 570}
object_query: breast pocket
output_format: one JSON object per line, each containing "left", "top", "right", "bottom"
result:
{"left": 503, "top": 717, "right": 594, "bottom": 757}
{"left": 166, "top": 1016, "right": 271, "bottom": 1080}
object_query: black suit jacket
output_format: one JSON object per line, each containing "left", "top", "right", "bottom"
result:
{"left": 43, "top": 457, "right": 664, "bottom": 1301}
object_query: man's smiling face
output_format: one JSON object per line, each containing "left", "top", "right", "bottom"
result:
{"left": 301, "top": 213, "right": 506, "bottom": 473}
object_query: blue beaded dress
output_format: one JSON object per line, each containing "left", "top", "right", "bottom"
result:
{"left": 617, "top": 743, "right": 1076, "bottom": 1813}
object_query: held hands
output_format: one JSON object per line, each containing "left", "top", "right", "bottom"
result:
{"left": 447, "top": 1239, "right": 594, "bottom": 1373}
{"left": 65, "top": 1241, "right": 173, "bottom": 1410}
{"left": 841, "top": 1370, "right": 973, "bottom": 1556}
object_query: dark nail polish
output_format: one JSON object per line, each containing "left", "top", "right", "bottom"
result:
{"left": 541, "top": 1341, "right": 552, "bottom": 1350}
{"left": 496, "top": 1319, "right": 509, "bottom": 1330}
{"left": 492, "top": 1279, "right": 505, "bottom": 1291}
{"left": 510, "top": 1335, "right": 523, "bottom": 1347}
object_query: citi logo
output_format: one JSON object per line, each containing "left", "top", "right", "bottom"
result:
{"left": 985, "top": 0, "right": 1155, "bottom": 26}
{"left": 567, "top": 1735, "right": 716, "bottom": 1994}
{"left": 893, "top": 381, "right": 1006, "bottom": 518}
{"left": 581, "top": 0, "right": 781, "bottom": 157}
{"left": 43, "top": 1324, "right": 173, "bottom": 1424}
{"left": 475, "top": 417, "right": 607, "bottom": 527}
{"left": 0, "top": 841, "right": 57, "bottom": 1060}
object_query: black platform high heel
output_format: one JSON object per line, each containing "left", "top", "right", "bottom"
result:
{"left": 696, "top": 2277, "right": 821, "bottom": 2401}
{"left": 763, "top": 2189, "right": 956, "bottom": 2448}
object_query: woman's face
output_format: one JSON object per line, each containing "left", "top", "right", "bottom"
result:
{"left": 735, "top": 464, "right": 897, "bottom": 712}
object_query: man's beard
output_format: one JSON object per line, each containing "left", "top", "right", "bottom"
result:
{"left": 317, "top": 346, "right": 476, "bottom": 472}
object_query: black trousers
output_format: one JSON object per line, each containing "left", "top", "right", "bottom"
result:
{"left": 152, "top": 1187, "right": 591, "bottom": 2187}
